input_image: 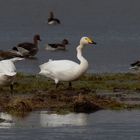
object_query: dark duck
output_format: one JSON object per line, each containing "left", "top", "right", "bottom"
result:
{"left": 48, "top": 12, "right": 61, "bottom": 25}
{"left": 45, "top": 39, "right": 69, "bottom": 51}
{"left": 130, "top": 60, "right": 140, "bottom": 71}
{"left": 13, "top": 34, "right": 41, "bottom": 57}
{"left": 0, "top": 49, "right": 23, "bottom": 60}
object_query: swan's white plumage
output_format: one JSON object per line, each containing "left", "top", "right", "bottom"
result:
{"left": 39, "top": 37, "right": 96, "bottom": 85}
{"left": 0, "top": 60, "right": 16, "bottom": 76}
{"left": 0, "top": 57, "right": 24, "bottom": 86}
{"left": 40, "top": 60, "right": 80, "bottom": 82}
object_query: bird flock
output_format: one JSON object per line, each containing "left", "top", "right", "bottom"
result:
{"left": 0, "top": 11, "right": 137, "bottom": 94}
{"left": 0, "top": 12, "right": 97, "bottom": 94}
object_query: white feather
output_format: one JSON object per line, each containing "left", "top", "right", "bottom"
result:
{"left": 0, "top": 58, "right": 23, "bottom": 86}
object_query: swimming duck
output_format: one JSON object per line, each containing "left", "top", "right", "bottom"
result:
{"left": 130, "top": 60, "right": 140, "bottom": 72}
{"left": 39, "top": 37, "right": 96, "bottom": 88}
{"left": 13, "top": 34, "right": 41, "bottom": 57}
{"left": 0, "top": 57, "right": 24, "bottom": 94}
{"left": 48, "top": 12, "right": 60, "bottom": 25}
{"left": 45, "top": 39, "right": 69, "bottom": 51}
{"left": 0, "top": 49, "right": 23, "bottom": 60}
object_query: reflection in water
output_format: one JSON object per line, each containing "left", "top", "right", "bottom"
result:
{"left": 0, "top": 110, "right": 140, "bottom": 140}
{"left": 0, "top": 111, "right": 88, "bottom": 128}
{"left": 0, "top": 112, "right": 14, "bottom": 128}
{"left": 40, "top": 111, "right": 88, "bottom": 127}
{"left": 2, "top": 110, "right": 140, "bottom": 130}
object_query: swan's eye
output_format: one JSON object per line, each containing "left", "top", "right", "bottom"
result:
{"left": 85, "top": 38, "right": 89, "bottom": 41}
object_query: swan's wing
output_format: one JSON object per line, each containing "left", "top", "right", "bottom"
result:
{"left": 40, "top": 60, "right": 79, "bottom": 71}
{"left": 39, "top": 60, "right": 79, "bottom": 81}
{"left": 39, "top": 59, "right": 86, "bottom": 82}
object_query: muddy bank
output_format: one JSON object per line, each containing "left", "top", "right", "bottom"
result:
{"left": 0, "top": 73, "right": 140, "bottom": 116}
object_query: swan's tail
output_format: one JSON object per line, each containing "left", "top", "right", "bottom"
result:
{"left": 39, "top": 64, "right": 48, "bottom": 75}
{"left": 39, "top": 64, "right": 45, "bottom": 75}
{"left": 5, "top": 72, "right": 17, "bottom": 76}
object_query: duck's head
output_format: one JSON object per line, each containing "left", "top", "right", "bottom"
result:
{"left": 12, "top": 47, "right": 18, "bottom": 51}
{"left": 80, "top": 37, "right": 96, "bottom": 45}
{"left": 34, "top": 34, "right": 41, "bottom": 41}
{"left": 62, "top": 39, "right": 69, "bottom": 45}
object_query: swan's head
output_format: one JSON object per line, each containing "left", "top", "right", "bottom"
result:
{"left": 80, "top": 37, "right": 96, "bottom": 45}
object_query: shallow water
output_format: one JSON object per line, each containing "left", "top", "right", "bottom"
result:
{"left": 0, "top": 0, "right": 140, "bottom": 74}
{"left": 0, "top": 110, "right": 140, "bottom": 140}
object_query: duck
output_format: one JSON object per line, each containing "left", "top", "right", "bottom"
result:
{"left": 130, "top": 60, "right": 140, "bottom": 72}
{"left": 0, "top": 49, "right": 23, "bottom": 60}
{"left": 0, "top": 57, "right": 24, "bottom": 94}
{"left": 45, "top": 39, "right": 69, "bottom": 51}
{"left": 48, "top": 11, "right": 60, "bottom": 25}
{"left": 13, "top": 34, "right": 41, "bottom": 57}
{"left": 39, "top": 37, "right": 96, "bottom": 88}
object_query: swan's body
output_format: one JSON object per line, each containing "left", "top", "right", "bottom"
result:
{"left": 13, "top": 34, "right": 41, "bottom": 57}
{"left": 45, "top": 39, "right": 69, "bottom": 51}
{"left": 39, "top": 37, "right": 96, "bottom": 87}
{"left": 48, "top": 12, "right": 60, "bottom": 25}
{"left": 0, "top": 57, "right": 24, "bottom": 93}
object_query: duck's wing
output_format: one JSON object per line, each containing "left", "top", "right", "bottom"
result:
{"left": 131, "top": 61, "right": 140, "bottom": 67}
{"left": 130, "top": 61, "right": 140, "bottom": 70}
{"left": 48, "top": 44, "right": 58, "bottom": 48}
{"left": 17, "top": 47, "right": 30, "bottom": 56}
{"left": 17, "top": 43, "right": 36, "bottom": 51}
{"left": 0, "top": 51, "right": 23, "bottom": 60}
{"left": 53, "top": 18, "right": 60, "bottom": 24}
{"left": 48, "top": 43, "right": 64, "bottom": 48}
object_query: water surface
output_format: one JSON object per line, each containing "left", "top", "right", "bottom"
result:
{"left": 0, "top": 110, "right": 140, "bottom": 140}
{"left": 0, "top": 0, "right": 140, "bottom": 73}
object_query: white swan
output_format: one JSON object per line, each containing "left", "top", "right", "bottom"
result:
{"left": 0, "top": 57, "right": 24, "bottom": 93}
{"left": 39, "top": 37, "right": 96, "bottom": 87}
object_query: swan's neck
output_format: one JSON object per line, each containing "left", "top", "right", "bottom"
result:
{"left": 76, "top": 44, "right": 88, "bottom": 72}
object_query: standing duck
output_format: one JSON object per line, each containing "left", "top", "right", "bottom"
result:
{"left": 48, "top": 12, "right": 60, "bottom": 25}
{"left": 0, "top": 57, "right": 24, "bottom": 94}
{"left": 13, "top": 34, "right": 41, "bottom": 57}
{"left": 45, "top": 39, "right": 69, "bottom": 51}
{"left": 39, "top": 37, "right": 96, "bottom": 88}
